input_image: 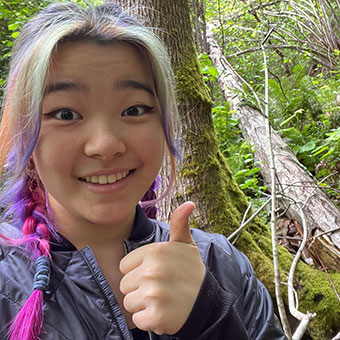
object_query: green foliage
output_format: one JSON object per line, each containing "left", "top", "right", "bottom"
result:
{"left": 212, "top": 103, "right": 267, "bottom": 204}
{"left": 198, "top": 53, "right": 219, "bottom": 82}
{"left": 270, "top": 62, "right": 340, "bottom": 189}
{"left": 204, "top": 0, "right": 340, "bottom": 210}
{"left": 0, "top": 0, "right": 103, "bottom": 97}
{"left": 313, "top": 128, "right": 340, "bottom": 164}
{"left": 0, "top": 0, "right": 47, "bottom": 90}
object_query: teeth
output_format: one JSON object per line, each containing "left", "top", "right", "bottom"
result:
{"left": 83, "top": 171, "right": 128, "bottom": 184}
{"left": 98, "top": 175, "right": 107, "bottom": 184}
{"left": 108, "top": 174, "right": 117, "bottom": 183}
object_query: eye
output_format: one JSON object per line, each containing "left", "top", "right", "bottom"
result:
{"left": 121, "top": 105, "right": 153, "bottom": 117}
{"left": 53, "top": 109, "right": 81, "bottom": 121}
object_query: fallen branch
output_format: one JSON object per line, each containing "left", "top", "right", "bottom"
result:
{"left": 207, "top": 23, "right": 340, "bottom": 255}
{"left": 206, "top": 22, "right": 340, "bottom": 339}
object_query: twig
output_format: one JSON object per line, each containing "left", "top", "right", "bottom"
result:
{"left": 315, "top": 227, "right": 340, "bottom": 238}
{"left": 228, "top": 198, "right": 271, "bottom": 243}
{"left": 228, "top": 203, "right": 252, "bottom": 244}
{"left": 277, "top": 236, "right": 303, "bottom": 241}
{"left": 227, "top": 189, "right": 300, "bottom": 243}
{"left": 288, "top": 205, "right": 316, "bottom": 340}
{"left": 228, "top": 183, "right": 306, "bottom": 243}
{"left": 229, "top": 0, "right": 282, "bottom": 20}
{"left": 300, "top": 172, "right": 336, "bottom": 210}
{"left": 240, "top": 202, "right": 251, "bottom": 226}
{"left": 268, "top": 70, "right": 289, "bottom": 101}
{"left": 316, "top": 254, "right": 340, "bottom": 303}
{"left": 261, "top": 29, "right": 292, "bottom": 340}
{"left": 227, "top": 44, "right": 311, "bottom": 58}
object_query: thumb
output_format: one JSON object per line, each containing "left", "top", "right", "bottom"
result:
{"left": 169, "top": 201, "right": 196, "bottom": 244}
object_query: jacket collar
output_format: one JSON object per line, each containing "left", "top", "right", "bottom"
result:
{"left": 50, "top": 205, "right": 155, "bottom": 251}
{"left": 128, "top": 205, "right": 154, "bottom": 241}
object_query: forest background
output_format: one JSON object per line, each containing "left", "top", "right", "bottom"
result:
{"left": 0, "top": 0, "right": 340, "bottom": 339}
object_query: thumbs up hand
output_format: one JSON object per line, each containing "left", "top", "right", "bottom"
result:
{"left": 169, "top": 201, "right": 196, "bottom": 244}
{"left": 119, "top": 202, "right": 206, "bottom": 335}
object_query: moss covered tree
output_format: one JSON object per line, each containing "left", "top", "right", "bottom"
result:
{"left": 110, "top": 1, "right": 340, "bottom": 339}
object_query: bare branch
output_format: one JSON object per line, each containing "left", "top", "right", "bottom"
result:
{"left": 227, "top": 43, "right": 334, "bottom": 69}
{"left": 230, "top": 0, "right": 282, "bottom": 20}
{"left": 260, "top": 0, "right": 340, "bottom": 69}
{"left": 287, "top": 204, "right": 317, "bottom": 340}
{"left": 228, "top": 198, "right": 271, "bottom": 242}
{"left": 261, "top": 31, "right": 292, "bottom": 340}
{"left": 316, "top": 255, "right": 340, "bottom": 303}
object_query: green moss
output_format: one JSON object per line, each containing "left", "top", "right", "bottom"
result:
{"left": 172, "top": 28, "right": 244, "bottom": 235}
{"left": 174, "top": 42, "right": 212, "bottom": 105}
{"left": 295, "top": 265, "right": 340, "bottom": 339}
{"left": 179, "top": 148, "right": 242, "bottom": 234}
{"left": 180, "top": 163, "right": 199, "bottom": 178}
{"left": 178, "top": 118, "right": 249, "bottom": 235}
{"left": 237, "top": 231, "right": 278, "bottom": 292}
{"left": 239, "top": 227, "right": 340, "bottom": 339}
{"left": 185, "top": 187, "right": 193, "bottom": 196}
{"left": 189, "top": 217, "right": 200, "bottom": 230}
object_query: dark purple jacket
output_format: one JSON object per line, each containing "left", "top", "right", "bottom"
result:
{"left": 0, "top": 206, "right": 287, "bottom": 339}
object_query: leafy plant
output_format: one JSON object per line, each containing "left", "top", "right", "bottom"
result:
{"left": 198, "top": 53, "right": 219, "bottom": 82}
{"left": 0, "top": 0, "right": 48, "bottom": 93}
{"left": 212, "top": 104, "right": 267, "bottom": 203}
{"left": 204, "top": 0, "right": 340, "bottom": 209}
{"left": 0, "top": 0, "right": 103, "bottom": 97}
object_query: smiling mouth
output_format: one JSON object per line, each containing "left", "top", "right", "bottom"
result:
{"left": 79, "top": 170, "right": 130, "bottom": 184}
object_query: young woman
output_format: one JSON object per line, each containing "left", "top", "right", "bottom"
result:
{"left": 0, "top": 2, "right": 287, "bottom": 340}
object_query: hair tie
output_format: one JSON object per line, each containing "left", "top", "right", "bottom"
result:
{"left": 33, "top": 255, "right": 50, "bottom": 291}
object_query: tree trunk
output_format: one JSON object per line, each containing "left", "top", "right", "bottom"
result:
{"left": 110, "top": 2, "right": 340, "bottom": 339}
{"left": 114, "top": 0, "right": 248, "bottom": 232}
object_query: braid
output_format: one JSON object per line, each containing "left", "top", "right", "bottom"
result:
{"left": 8, "top": 187, "right": 52, "bottom": 340}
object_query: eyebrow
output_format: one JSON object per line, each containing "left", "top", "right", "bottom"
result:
{"left": 43, "top": 79, "right": 155, "bottom": 97}
{"left": 116, "top": 79, "right": 155, "bottom": 97}
{"left": 43, "top": 82, "right": 88, "bottom": 97}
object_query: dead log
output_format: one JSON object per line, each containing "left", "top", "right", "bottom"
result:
{"left": 207, "top": 24, "right": 340, "bottom": 271}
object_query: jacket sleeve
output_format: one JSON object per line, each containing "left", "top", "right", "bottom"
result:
{"left": 174, "top": 234, "right": 287, "bottom": 340}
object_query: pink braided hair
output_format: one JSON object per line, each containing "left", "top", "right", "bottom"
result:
{"left": 8, "top": 188, "right": 52, "bottom": 340}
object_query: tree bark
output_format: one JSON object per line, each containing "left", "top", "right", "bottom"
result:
{"left": 114, "top": 0, "right": 248, "bottom": 233}
{"left": 110, "top": 2, "right": 340, "bottom": 339}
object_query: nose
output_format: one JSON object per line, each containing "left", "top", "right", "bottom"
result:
{"left": 84, "top": 121, "right": 126, "bottom": 160}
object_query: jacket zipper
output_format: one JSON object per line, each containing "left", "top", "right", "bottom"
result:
{"left": 124, "top": 241, "right": 153, "bottom": 340}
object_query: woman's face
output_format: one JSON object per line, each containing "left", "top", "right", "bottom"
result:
{"left": 33, "top": 41, "right": 165, "bottom": 230}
